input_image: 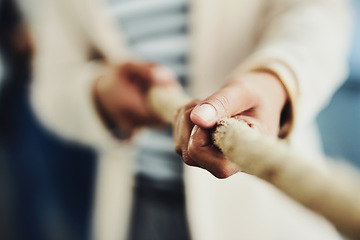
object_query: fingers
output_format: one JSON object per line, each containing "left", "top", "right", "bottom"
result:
{"left": 119, "top": 62, "right": 152, "bottom": 92}
{"left": 114, "top": 62, "right": 180, "bottom": 127}
{"left": 187, "top": 126, "right": 239, "bottom": 178}
{"left": 173, "top": 72, "right": 288, "bottom": 180}
{"left": 174, "top": 101, "right": 201, "bottom": 167}
{"left": 173, "top": 100, "right": 239, "bottom": 178}
{"left": 190, "top": 81, "right": 257, "bottom": 129}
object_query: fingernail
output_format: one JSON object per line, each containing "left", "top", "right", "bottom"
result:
{"left": 189, "top": 126, "right": 199, "bottom": 147}
{"left": 193, "top": 104, "right": 217, "bottom": 123}
{"left": 190, "top": 125, "right": 199, "bottom": 138}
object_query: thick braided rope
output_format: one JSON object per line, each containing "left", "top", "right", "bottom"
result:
{"left": 148, "top": 86, "right": 360, "bottom": 239}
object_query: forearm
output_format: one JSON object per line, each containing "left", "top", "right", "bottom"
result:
{"left": 31, "top": 61, "right": 118, "bottom": 149}
{"left": 27, "top": 0, "right": 127, "bottom": 149}
{"left": 233, "top": 0, "right": 352, "bottom": 135}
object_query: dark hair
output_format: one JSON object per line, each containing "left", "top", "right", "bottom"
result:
{"left": 0, "top": 0, "right": 31, "bottom": 138}
{"left": 0, "top": 0, "right": 25, "bottom": 59}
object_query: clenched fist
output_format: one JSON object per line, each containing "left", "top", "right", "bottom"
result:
{"left": 173, "top": 71, "right": 288, "bottom": 178}
{"left": 94, "top": 61, "right": 179, "bottom": 138}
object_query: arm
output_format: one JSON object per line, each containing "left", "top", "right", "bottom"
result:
{"left": 174, "top": 0, "right": 352, "bottom": 178}
{"left": 26, "top": 0, "right": 127, "bottom": 149}
{"left": 25, "top": 0, "right": 177, "bottom": 149}
{"left": 236, "top": 0, "right": 352, "bottom": 133}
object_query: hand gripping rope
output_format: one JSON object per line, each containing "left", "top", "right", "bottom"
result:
{"left": 148, "top": 86, "right": 360, "bottom": 239}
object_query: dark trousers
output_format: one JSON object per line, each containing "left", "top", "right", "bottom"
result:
{"left": 128, "top": 175, "right": 191, "bottom": 240}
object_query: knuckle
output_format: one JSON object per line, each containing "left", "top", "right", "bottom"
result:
{"left": 174, "top": 100, "right": 199, "bottom": 125}
{"left": 213, "top": 166, "right": 233, "bottom": 179}
{"left": 184, "top": 107, "right": 193, "bottom": 118}
{"left": 182, "top": 154, "right": 193, "bottom": 165}
{"left": 211, "top": 95, "right": 231, "bottom": 117}
{"left": 213, "top": 170, "right": 230, "bottom": 179}
{"left": 174, "top": 145, "right": 182, "bottom": 155}
{"left": 187, "top": 144, "right": 199, "bottom": 159}
{"left": 175, "top": 104, "right": 191, "bottom": 120}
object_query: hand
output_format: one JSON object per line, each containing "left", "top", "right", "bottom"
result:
{"left": 94, "top": 61, "right": 179, "bottom": 138}
{"left": 174, "top": 71, "right": 288, "bottom": 178}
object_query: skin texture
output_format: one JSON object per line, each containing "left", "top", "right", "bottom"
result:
{"left": 94, "top": 62, "right": 179, "bottom": 138}
{"left": 173, "top": 71, "right": 288, "bottom": 178}
{"left": 95, "top": 63, "right": 287, "bottom": 179}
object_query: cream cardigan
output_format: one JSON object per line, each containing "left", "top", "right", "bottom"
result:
{"left": 19, "top": 0, "right": 351, "bottom": 239}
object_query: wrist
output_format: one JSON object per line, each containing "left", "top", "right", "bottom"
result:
{"left": 93, "top": 76, "right": 116, "bottom": 129}
{"left": 228, "top": 70, "right": 289, "bottom": 136}
{"left": 231, "top": 70, "right": 288, "bottom": 109}
{"left": 231, "top": 58, "right": 297, "bottom": 138}
{"left": 254, "top": 70, "right": 288, "bottom": 109}
{"left": 94, "top": 77, "right": 134, "bottom": 139}
{"left": 252, "top": 70, "right": 291, "bottom": 138}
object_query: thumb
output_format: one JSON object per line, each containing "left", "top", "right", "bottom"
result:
{"left": 190, "top": 85, "right": 255, "bottom": 129}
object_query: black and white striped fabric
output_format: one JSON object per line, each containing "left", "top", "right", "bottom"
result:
{"left": 109, "top": 0, "right": 190, "bottom": 182}
{"left": 110, "top": 0, "right": 189, "bottom": 86}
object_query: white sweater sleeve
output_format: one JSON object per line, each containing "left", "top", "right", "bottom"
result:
{"left": 235, "top": 0, "right": 352, "bottom": 136}
{"left": 25, "top": 0, "right": 129, "bottom": 150}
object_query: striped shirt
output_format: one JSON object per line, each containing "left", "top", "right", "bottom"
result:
{"left": 109, "top": 0, "right": 190, "bottom": 182}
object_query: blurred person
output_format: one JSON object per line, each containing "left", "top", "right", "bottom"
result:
{"left": 18, "top": 0, "right": 352, "bottom": 240}
{"left": 0, "top": 0, "right": 96, "bottom": 239}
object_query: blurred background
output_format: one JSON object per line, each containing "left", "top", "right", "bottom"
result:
{"left": 317, "top": 0, "right": 360, "bottom": 169}
{"left": 0, "top": 0, "right": 359, "bottom": 240}
{"left": 0, "top": 1, "right": 96, "bottom": 239}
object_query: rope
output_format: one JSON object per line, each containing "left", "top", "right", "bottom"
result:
{"left": 148, "top": 86, "right": 360, "bottom": 239}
